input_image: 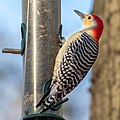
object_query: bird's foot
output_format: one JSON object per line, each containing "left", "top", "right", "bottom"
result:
{"left": 58, "top": 24, "right": 66, "bottom": 47}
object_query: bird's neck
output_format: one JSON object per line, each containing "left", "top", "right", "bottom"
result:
{"left": 86, "top": 30, "right": 99, "bottom": 44}
{"left": 83, "top": 27, "right": 103, "bottom": 44}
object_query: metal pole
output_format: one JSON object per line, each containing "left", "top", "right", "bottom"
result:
{"left": 22, "top": 0, "right": 64, "bottom": 120}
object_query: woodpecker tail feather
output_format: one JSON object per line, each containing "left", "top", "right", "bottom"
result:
{"left": 38, "top": 95, "right": 55, "bottom": 113}
{"left": 36, "top": 89, "right": 50, "bottom": 108}
{"left": 36, "top": 88, "right": 56, "bottom": 113}
{"left": 39, "top": 100, "right": 55, "bottom": 113}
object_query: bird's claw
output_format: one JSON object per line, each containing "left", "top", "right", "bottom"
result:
{"left": 58, "top": 24, "right": 66, "bottom": 47}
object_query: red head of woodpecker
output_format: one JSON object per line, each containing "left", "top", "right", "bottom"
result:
{"left": 74, "top": 10, "right": 104, "bottom": 43}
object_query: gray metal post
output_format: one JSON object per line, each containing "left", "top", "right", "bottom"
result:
{"left": 22, "top": 0, "right": 64, "bottom": 120}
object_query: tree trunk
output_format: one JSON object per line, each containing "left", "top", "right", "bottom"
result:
{"left": 90, "top": 0, "right": 120, "bottom": 120}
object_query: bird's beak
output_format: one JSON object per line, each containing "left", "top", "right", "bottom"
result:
{"left": 74, "top": 10, "right": 85, "bottom": 19}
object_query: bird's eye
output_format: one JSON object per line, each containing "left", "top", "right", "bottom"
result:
{"left": 88, "top": 16, "right": 92, "bottom": 20}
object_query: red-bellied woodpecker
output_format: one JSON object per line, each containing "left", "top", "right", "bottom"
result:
{"left": 36, "top": 10, "right": 104, "bottom": 113}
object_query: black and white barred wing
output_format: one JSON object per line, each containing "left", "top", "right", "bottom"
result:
{"left": 50, "top": 32, "right": 99, "bottom": 101}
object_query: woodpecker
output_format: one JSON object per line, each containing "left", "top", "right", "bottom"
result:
{"left": 36, "top": 10, "right": 104, "bottom": 112}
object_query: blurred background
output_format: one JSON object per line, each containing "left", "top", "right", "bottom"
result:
{"left": 0, "top": 0, "right": 94, "bottom": 120}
